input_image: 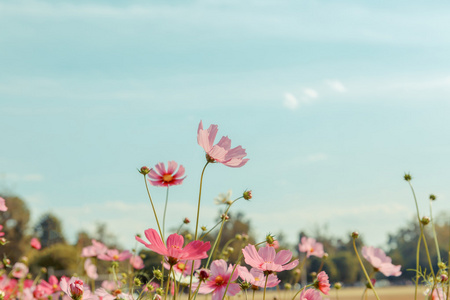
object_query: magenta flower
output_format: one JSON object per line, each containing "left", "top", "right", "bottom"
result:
{"left": 147, "top": 161, "right": 186, "bottom": 187}
{"left": 98, "top": 249, "right": 132, "bottom": 262}
{"left": 299, "top": 289, "right": 322, "bottom": 300}
{"left": 197, "top": 121, "right": 249, "bottom": 168}
{"left": 30, "top": 238, "right": 41, "bottom": 250}
{"left": 0, "top": 197, "right": 7, "bottom": 211}
{"left": 362, "top": 246, "right": 401, "bottom": 277}
{"left": 164, "top": 259, "right": 201, "bottom": 276}
{"left": 242, "top": 245, "right": 299, "bottom": 273}
{"left": 298, "top": 237, "right": 325, "bottom": 258}
{"left": 238, "top": 266, "right": 280, "bottom": 288}
{"left": 136, "top": 228, "right": 210, "bottom": 265}
{"left": 81, "top": 239, "right": 108, "bottom": 257}
{"left": 193, "top": 259, "right": 240, "bottom": 300}
{"left": 313, "top": 271, "right": 330, "bottom": 295}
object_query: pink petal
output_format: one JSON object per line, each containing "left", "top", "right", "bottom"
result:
{"left": 172, "top": 164, "right": 185, "bottom": 179}
{"left": 167, "top": 161, "right": 178, "bottom": 175}
{"left": 222, "top": 158, "right": 249, "bottom": 168}
{"left": 147, "top": 170, "right": 162, "bottom": 180}
{"left": 274, "top": 250, "right": 293, "bottom": 265}
{"left": 258, "top": 246, "right": 276, "bottom": 262}
{"left": 208, "top": 145, "right": 228, "bottom": 162}
{"left": 143, "top": 229, "right": 168, "bottom": 256}
{"left": 281, "top": 259, "right": 299, "bottom": 271}
{"left": 216, "top": 136, "right": 232, "bottom": 151}
{"left": 167, "top": 233, "right": 184, "bottom": 249}
{"left": 224, "top": 145, "right": 247, "bottom": 160}
{"left": 154, "top": 162, "right": 166, "bottom": 176}
{"left": 210, "top": 259, "right": 228, "bottom": 278}
{"left": 242, "top": 245, "right": 264, "bottom": 269}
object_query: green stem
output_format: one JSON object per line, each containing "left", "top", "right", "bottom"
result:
{"left": 263, "top": 274, "right": 269, "bottom": 300}
{"left": 199, "top": 221, "right": 222, "bottom": 240}
{"left": 144, "top": 175, "right": 164, "bottom": 240}
{"left": 429, "top": 199, "right": 441, "bottom": 263}
{"left": 352, "top": 238, "right": 380, "bottom": 300}
{"left": 163, "top": 186, "right": 170, "bottom": 241}
{"left": 290, "top": 283, "right": 313, "bottom": 300}
{"left": 415, "top": 233, "right": 422, "bottom": 300}
{"left": 165, "top": 265, "right": 173, "bottom": 300}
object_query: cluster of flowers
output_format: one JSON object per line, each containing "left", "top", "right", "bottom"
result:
{"left": 1, "top": 121, "right": 446, "bottom": 300}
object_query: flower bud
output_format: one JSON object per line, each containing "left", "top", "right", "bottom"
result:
{"left": 134, "top": 277, "right": 142, "bottom": 286}
{"left": 440, "top": 273, "right": 448, "bottom": 282}
{"left": 221, "top": 214, "right": 230, "bottom": 221}
{"left": 156, "top": 288, "right": 164, "bottom": 296}
{"left": 197, "top": 268, "right": 210, "bottom": 281}
{"left": 310, "top": 272, "right": 317, "bottom": 278}
{"left": 183, "top": 218, "right": 190, "bottom": 224}
{"left": 185, "top": 233, "right": 192, "bottom": 241}
{"left": 334, "top": 282, "right": 342, "bottom": 290}
{"left": 40, "top": 267, "right": 47, "bottom": 274}
{"left": 139, "top": 166, "right": 151, "bottom": 175}
{"left": 421, "top": 216, "right": 430, "bottom": 225}
{"left": 3, "top": 258, "right": 10, "bottom": 267}
{"left": 121, "top": 273, "right": 128, "bottom": 279}
{"left": 429, "top": 194, "right": 436, "bottom": 201}
{"left": 240, "top": 282, "right": 251, "bottom": 290}
{"left": 351, "top": 231, "right": 359, "bottom": 239}
{"left": 438, "top": 262, "right": 447, "bottom": 270}
{"left": 69, "top": 279, "right": 84, "bottom": 300}
{"left": 235, "top": 234, "right": 242, "bottom": 240}
{"left": 294, "top": 269, "right": 301, "bottom": 276}
{"left": 403, "top": 173, "right": 412, "bottom": 181}
{"left": 243, "top": 190, "right": 252, "bottom": 200}
{"left": 146, "top": 283, "right": 155, "bottom": 292}
{"left": 111, "top": 261, "right": 119, "bottom": 269}
{"left": 153, "top": 269, "right": 163, "bottom": 280}
{"left": 227, "top": 247, "right": 234, "bottom": 253}
{"left": 0, "top": 238, "right": 6, "bottom": 245}
{"left": 242, "top": 233, "right": 249, "bottom": 242}
{"left": 366, "top": 279, "right": 376, "bottom": 289}
{"left": 201, "top": 226, "right": 207, "bottom": 231}
{"left": 323, "top": 253, "right": 329, "bottom": 260}
{"left": 284, "top": 283, "right": 292, "bottom": 290}
{"left": 265, "top": 234, "right": 275, "bottom": 245}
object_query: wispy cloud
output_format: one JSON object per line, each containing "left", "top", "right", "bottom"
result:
{"left": 283, "top": 88, "right": 318, "bottom": 110}
{"left": 326, "top": 80, "right": 347, "bottom": 93}
{"left": 303, "top": 88, "right": 319, "bottom": 99}
{"left": 283, "top": 93, "right": 299, "bottom": 110}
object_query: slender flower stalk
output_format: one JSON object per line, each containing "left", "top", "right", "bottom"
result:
{"left": 144, "top": 175, "right": 164, "bottom": 240}
{"left": 290, "top": 283, "right": 314, "bottom": 300}
{"left": 429, "top": 196, "right": 441, "bottom": 263}
{"left": 165, "top": 265, "right": 173, "bottom": 300}
{"left": 352, "top": 236, "right": 380, "bottom": 300}
{"left": 414, "top": 234, "right": 422, "bottom": 300}
{"left": 163, "top": 186, "right": 170, "bottom": 240}
{"left": 263, "top": 273, "right": 269, "bottom": 300}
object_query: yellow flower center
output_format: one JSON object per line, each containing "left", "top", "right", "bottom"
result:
{"left": 215, "top": 276, "right": 224, "bottom": 286}
{"left": 163, "top": 174, "right": 173, "bottom": 182}
{"left": 113, "top": 254, "right": 119, "bottom": 260}
{"left": 177, "top": 262, "right": 186, "bottom": 271}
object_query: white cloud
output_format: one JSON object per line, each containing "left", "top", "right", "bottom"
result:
{"left": 326, "top": 80, "right": 347, "bottom": 92}
{"left": 303, "top": 88, "right": 319, "bottom": 99}
{"left": 283, "top": 93, "right": 299, "bottom": 110}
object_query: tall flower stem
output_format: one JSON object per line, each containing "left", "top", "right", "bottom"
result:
{"left": 408, "top": 181, "right": 435, "bottom": 278}
{"left": 165, "top": 265, "right": 173, "bottom": 300}
{"left": 194, "top": 161, "right": 209, "bottom": 240}
{"left": 206, "top": 197, "right": 241, "bottom": 268}
{"left": 429, "top": 199, "right": 441, "bottom": 263}
{"left": 352, "top": 238, "right": 380, "bottom": 300}
{"left": 414, "top": 234, "right": 422, "bottom": 300}
{"left": 143, "top": 175, "right": 164, "bottom": 240}
{"left": 263, "top": 273, "right": 269, "bottom": 300}
{"left": 163, "top": 186, "right": 170, "bottom": 240}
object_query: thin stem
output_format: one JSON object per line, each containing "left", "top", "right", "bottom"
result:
{"left": 163, "top": 186, "right": 170, "bottom": 241}
{"left": 352, "top": 238, "right": 380, "bottom": 300}
{"left": 165, "top": 265, "right": 173, "bottom": 300}
{"left": 429, "top": 199, "right": 441, "bottom": 263}
{"left": 144, "top": 175, "right": 164, "bottom": 240}
{"left": 415, "top": 233, "right": 422, "bottom": 300}
{"left": 290, "top": 283, "right": 313, "bottom": 300}
{"left": 199, "top": 221, "right": 222, "bottom": 240}
{"left": 263, "top": 274, "right": 269, "bottom": 300}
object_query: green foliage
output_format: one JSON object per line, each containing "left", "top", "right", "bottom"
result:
{"left": 34, "top": 213, "right": 66, "bottom": 248}
{"left": 29, "top": 243, "right": 79, "bottom": 275}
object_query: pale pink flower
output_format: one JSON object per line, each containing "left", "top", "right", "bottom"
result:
{"left": 197, "top": 121, "right": 249, "bottom": 168}
{"left": 11, "top": 262, "right": 29, "bottom": 278}
{"left": 95, "top": 288, "right": 133, "bottom": 300}
{"left": 299, "top": 288, "right": 322, "bottom": 300}
{"left": 362, "top": 246, "right": 401, "bottom": 277}
{"left": 101, "top": 280, "right": 120, "bottom": 291}
{"left": 242, "top": 245, "right": 299, "bottom": 273}
{"left": 238, "top": 266, "right": 280, "bottom": 288}
{"left": 98, "top": 249, "right": 132, "bottom": 262}
{"left": 136, "top": 229, "right": 210, "bottom": 265}
{"left": 0, "top": 197, "right": 7, "bottom": 211}
{"left": 164, "top": 259, "right": 201, "bottom": 276}
{"left": 84, "top": 258, "right": 98, "bottom": 280}
{"left": 298, "top": 237, "right": 325, "bottom": 258}
{"left": 60, "top": 277, "right": 98, "bottom": 300}
{"left": 81, "top": 239, "right": 108, "bottom": 257}
{"left": 192, "top": 259, "right": 240, "bottom": 300}
{"left": 147, "top": 161, "right": 186, "bottom": 187}
{"left": 313, "top": 271, "right": 330, "bottom": 295}
{"left": 129, "top": 255, "right": 145, "bottom": 269}
{"left": 30, "top": 238, "right": 41, "bottom": 250}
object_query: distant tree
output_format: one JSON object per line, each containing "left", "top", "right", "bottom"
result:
{"left": 29, "top": 243, "right": 79, "bottom": 276}
{"left": 0, "top": 195, "right": 30, "bottom": 262}
{"left": 33, "top": 213, "right": 66, "bottom": 248}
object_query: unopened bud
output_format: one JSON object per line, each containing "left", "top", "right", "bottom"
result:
{"left": 111, "top": 261, "right": 119, "bottom": 268}
{"left": 221, "top": 214, "right": 229, "bottom": 221}
{"left": 121, "top": 273, "right": 127, "bottom": 279}
{"left": 201, "top": 226, "right": 207, "bottom": 231}
{"left": 140, "top": 254, "right": 146, "bottom": 259}
{"left": 429, "top": 194, "right": 436, "bottom": 201}
{"left": 156, "top": 288, "right": 164, "bottom": 296}
{"left": 146, "top": 283, "right": 155, "bottom": 292}
{"left": 243, "top": 190, "right": 252, "bottom": 200}
{"left": 185, "top": 233, "right": 192, "bottom": 241}
{"left": 240, "top": 282, "right": 251, "bottom": 290}
{"left": 440, "top": 274, "right": 448, "bottom": 282}
{"left": 438, "top": 262, "right": 447, "bottom": 270}
{"left": 153, "top": 269, "right": 163, "bottom": 280}
{"left": 323, "top": 253, "right": 329, "bottom": 259}
{"left": 20, "top": 256, "right": 28, "bottom": 263}
{"left": 3, "top": 258, "right": 10, "bottom": 267}
{"left": 227, "top": 247, "right": 234, "bottom": 253}
{"left": 310, "top": 272, "right": 317, "bottom": 278}
{"left": 403, "top": 173, "right": 412, "bottom": 181}
{"left": 334, "top": 282, "right": 342, "bottom": 290}
{"left": 421, "top": 216, "right": 430, "bottom": 225}
{"left": 235, "top": 234, "right": 242, "bottom": 240}
{"left": 139, "top": 166, "right": 151, "bottom": 175}
{"left": 40, "top": 267, "right": 47, "bottom": 274}
{"left": 294, "top": 269, "right": 301, "bottom": 276}
{"left": 366, "top": 279, "right": 376, "bottom": 289}
{"left": 242, "top": 234, "right": 249, "bottom": 242}
{"left": 197, "top": 268, "right": 210, "bottom": 281}
{"left": 284, "top": 283, "right": 292, "bottom": 290}
{"left": 121, "top": 279, "right": 127, "bottom": 285}
{"left": 351, "top": 231, "right": 359, "bottom": 239}
{"left": 0, "top": 238, "right": 6, "bottom": 245}
{"left": 134, "top": 278, "right": 142, "bottom": 286}
{"left": 183, "top": 218, "right": 190, "bottom": 224}
{"left": 265, "top": 234, "right": 275, "bottom": 245}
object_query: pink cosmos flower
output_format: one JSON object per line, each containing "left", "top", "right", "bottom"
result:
{"left": 299, "top": 289, "right": 322, "bottom": 300}
{"left": 242, "top": 245, "right": 299, "bottom": 273}
{"left": 95, "top": 288, "right": 133, "bottom": 300}
{"left": 11, "top": 262, "right": 29, "bottom": 278}
{"left": 0, "top": 197, "right": 7, "bottom": 211}
{"left": 313, "top": 271, "right": 330, "bottom": 295}
{"left": 81, "top": 239, "right": 108, "bottom": 257}
{"left": 298, "top": 237, "right": 325, "bottom": 258}
{"left": 129, "top": 255, "right": 145, "bottom": 269}
{"left": 98, "top": 249, "right": 132, "bottom": 262}
{"left": 147, "top": 161, "right": 186, "bottom": 187}
{"left": 164, "top": 259, "right": 201, "bottom": 276}
{"left": 84, "top": 258, "right": 98, "bottom": 280}
{"left": 427, "top": 287, "right": 447, "bottom": 300}
{"left": 197, "top": 121, "right": 249, "bottom": 168}
{"left": 30, "top": 238, "right": 41, "bottom": 250}
{"left": 136, "top": 229, "right": 210, "bottom": 265}
{"left": 39, "top": 275, "right": 62, "bottom": 295}
{"left": 60, "top": 277, "right": 97, "bottom": 300}
{"left": 193, "top": 259, "right": 240, "bottom": 300}
{"left": 238, "top": 266, "right": 280, "bottom": 288}
{"left": 362, "top": 246, "right": 402, "bottom": 277}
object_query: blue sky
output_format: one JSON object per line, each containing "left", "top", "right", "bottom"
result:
{"left": 1, "top": 0, "right": 449, "bottom": 251}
